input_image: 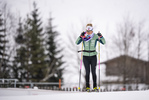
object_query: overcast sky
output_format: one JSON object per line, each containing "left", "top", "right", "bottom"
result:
{"left": 1, "top": 0, "right": 149, "bottom": 85}
{"left": 2, "top": 0, "right": 149, "bottom": 35}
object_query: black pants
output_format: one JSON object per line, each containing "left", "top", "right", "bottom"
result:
{"left": 83, "top": 55, "right": 97, "bottom": 88}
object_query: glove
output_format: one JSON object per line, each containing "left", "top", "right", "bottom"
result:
{"left": 80, "top": 31, "right": 86, "bottom": 38}
{"left": 97, "top": 33, "right": 103, "bottom": 38}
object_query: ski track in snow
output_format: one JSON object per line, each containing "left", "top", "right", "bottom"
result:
{"left": 0, "top": 88, "right": 149, "bottom": 100}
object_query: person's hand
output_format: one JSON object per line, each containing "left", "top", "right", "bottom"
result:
{"left": 80, "top": 31, "right": 86, "bottom": 38}
{"left": 97, "top": 31, "right": 103, "bottom": 38}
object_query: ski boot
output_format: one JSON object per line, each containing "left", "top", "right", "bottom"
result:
{"left": 86, "top": 87, "right": 90, "bottom": 92}
{"left": 92, "top": 87, "right": 99, "bottom": 92}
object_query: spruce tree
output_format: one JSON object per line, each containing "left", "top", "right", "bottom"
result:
{"left": 0, "top": 11, "right": 9, "bottom": 78}
{"left": 23, "top": 2, "right": 47, "bottom": 82}
{"left": 12, "top": 18, "right": 28, "bottom": 82}
{"left": 44, "top": 14, "right": 64, "bottom": 82}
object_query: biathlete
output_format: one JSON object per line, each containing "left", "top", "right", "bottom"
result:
{"left": 75, "top": 23, "right": 106, "bottom": 92}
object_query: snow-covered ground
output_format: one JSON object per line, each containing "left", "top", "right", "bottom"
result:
{"left": 0, "top": 88, "right": 149, "bottom": 100}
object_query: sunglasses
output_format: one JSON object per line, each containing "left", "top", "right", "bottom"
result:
{"left": 86, "top": 30, "right": 91, "bottom": 32}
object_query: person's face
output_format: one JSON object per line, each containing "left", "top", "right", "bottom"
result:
{"left": 86, "top": 30, "right": 92, "bottom": 35}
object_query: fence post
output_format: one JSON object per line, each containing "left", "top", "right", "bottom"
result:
{"left": 59, "top": 79, "right": 61, "bottom": 90}
{"left": 14, "top": 80, "right": 16, "bottom": 88}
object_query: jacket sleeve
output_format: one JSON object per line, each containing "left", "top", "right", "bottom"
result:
{"left": 75, "top": 37, "right": 82, "bottom": 45}
{"left": 98, "top": 36, "right": 106, "bottom": 45}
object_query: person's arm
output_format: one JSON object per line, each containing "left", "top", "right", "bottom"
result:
{"left": 75, "top": 36, "right": 82, "bottom": 45}
{"left": 97, "top": 32, "right": 106, "bottom": 45}
{"left": 75, "top": 32, "right": 85, "bottom": 45}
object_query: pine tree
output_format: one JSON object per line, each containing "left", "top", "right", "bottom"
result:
{"left": 43, "top": 14, "right": 64, "bottom": 82}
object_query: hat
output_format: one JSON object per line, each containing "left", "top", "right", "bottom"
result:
{"left": 86, "top": 26, "right": 93, "bottom": 31}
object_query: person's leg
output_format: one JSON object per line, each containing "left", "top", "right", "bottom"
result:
{"left": 83, "top": 56, "right": 90, "bottom": 88}
{"left": 91, "top": 55, "right": 97, "bottom": 88}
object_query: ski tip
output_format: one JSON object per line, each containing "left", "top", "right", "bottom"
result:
{"left": 78, "top": 87, "right": 80, "bottom": 90}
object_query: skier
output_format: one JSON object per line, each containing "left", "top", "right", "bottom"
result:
{"left": 75, "top": 23, "right": 106, "bottom": 92}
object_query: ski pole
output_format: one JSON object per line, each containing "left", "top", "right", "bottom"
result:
{"left": 78, "top": 42, "right": 83, "bottom": 90}
{"left": 98, "top": 39, "right": 100, "bottom": 90}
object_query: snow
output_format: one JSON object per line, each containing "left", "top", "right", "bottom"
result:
{"left": 0, "top": 88, "right": 149, "bottom": 100}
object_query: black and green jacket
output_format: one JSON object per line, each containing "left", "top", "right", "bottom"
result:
{"left": 75, "top": 33, "right": 106, "bottom": 56}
